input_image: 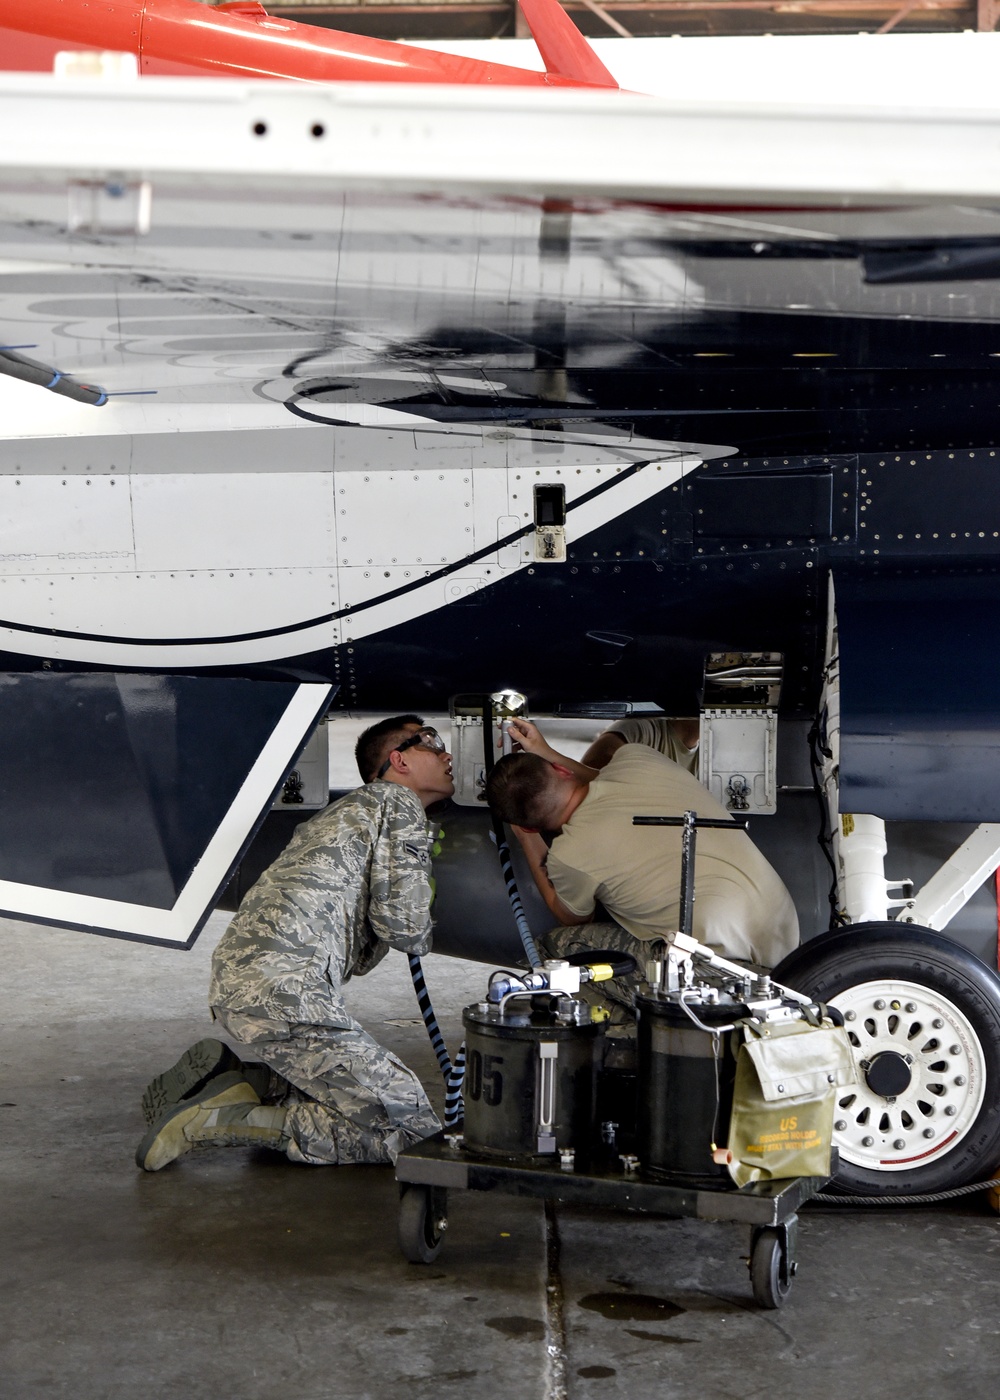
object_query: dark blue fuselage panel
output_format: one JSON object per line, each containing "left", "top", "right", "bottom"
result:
{"left": 838, "top": 582, "right": 1000, "bottom": 821}
{"left": 0, "top": 673, "right": 333, "bottom": 944}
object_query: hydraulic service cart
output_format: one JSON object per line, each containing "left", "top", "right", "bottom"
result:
{"left": 396, "top": 812, "right": 851, "bottom": 1309}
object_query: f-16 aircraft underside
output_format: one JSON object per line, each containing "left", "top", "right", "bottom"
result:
{"left": 3, "top": 41, "right": 1000, "bottom": 1195}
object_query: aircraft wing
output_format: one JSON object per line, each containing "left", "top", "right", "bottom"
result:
{"left": 3, "top": 63, "right": 1000, "bottom": 207}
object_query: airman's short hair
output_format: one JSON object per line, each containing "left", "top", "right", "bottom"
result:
{"left": 355, "top": 714, "right": 424, "bottom": 783}
{"left": 485, "top": 753, "right": 563, "bottom": 829}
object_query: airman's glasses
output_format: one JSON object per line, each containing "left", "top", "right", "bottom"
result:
{"left": 377, "top": 726, "right": 446, "bottom": 779}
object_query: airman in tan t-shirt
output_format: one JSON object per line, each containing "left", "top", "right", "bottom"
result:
{"left": 546, "top": 745, "right": 798, "bottom": 966}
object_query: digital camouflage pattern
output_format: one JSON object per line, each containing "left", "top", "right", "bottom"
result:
{"left": 212, "top": 1007, "right": 441, "bottom": 1165}
{"left": 209, "top": 782, "right": 441, "bottom": 1164}
{"left": 210, "top": 782, "right": 435, "bottom": 1023}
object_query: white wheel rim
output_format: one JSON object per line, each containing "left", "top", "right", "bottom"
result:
{"left": 830, "top": 978, "right": 987, "bottom": 1173}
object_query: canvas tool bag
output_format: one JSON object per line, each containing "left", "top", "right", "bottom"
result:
{"left": 726, "top": 1017, "right": 858, "bottom": 1187}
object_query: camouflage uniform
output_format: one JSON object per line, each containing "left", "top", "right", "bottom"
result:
{"left": 209, "top": 782, "right": 441, "bottom": 1165}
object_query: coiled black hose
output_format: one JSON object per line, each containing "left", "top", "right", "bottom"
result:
{"left": 408, "top": 953, "right": 465, "bottom": 1129}
{"left": 490, "top": 828, "right": 544, "bottom": 969}
{"left": 407, "top": 702, "right": 545, "bottom": 1130}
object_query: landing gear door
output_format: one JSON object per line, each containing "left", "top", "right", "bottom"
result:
{"left": 0, "top": 673, "right": 335, "bottom": 947}
{"left": 700, "top": 652, "right": 782, "bottom": 816}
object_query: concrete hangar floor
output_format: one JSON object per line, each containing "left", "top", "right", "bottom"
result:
{"left": 2, "top": 912, "right": 999, "bottom": 1400}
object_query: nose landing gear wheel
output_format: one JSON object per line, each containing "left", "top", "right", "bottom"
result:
{"left": 398, "top": 1184, "right": 448, "bottom": 1264}
{"left": 750, "top": 1227, "right": 793, "bottom": 1309}
{"left": 774, "top": 923, "right": 1000, "bottom": 1197}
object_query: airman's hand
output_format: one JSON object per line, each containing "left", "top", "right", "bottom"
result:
{"left": 505, "top": 718, "right": 560, "bottom": 764}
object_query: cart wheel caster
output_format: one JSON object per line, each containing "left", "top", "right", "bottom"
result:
{"left": 398, "top": 1185, "right": 448, "bottom": 1264}
{"left": 750, "top": 1226, "right": 794, "bottom": 1309}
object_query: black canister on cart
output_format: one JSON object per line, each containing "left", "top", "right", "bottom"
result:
{"left": 462, "top": 994, "right": 604, "bottom": 1160}
{"left": 635, "top": 989, "right": 740, "bottom": 1183}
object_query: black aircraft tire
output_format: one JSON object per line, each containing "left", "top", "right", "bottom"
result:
{"left": 773, "top": 924, "right": 1000, "bottom": 1197}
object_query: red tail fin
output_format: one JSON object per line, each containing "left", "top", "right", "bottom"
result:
{"left": 517, "top": 0, "right": 618, "bottom": 89}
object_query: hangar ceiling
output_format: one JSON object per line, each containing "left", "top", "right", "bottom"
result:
{"left": 260, "top": 0, "right": 997, "bottom": 41}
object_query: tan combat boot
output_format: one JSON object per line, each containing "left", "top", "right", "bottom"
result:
{"left": 140, "top": 1038, "right": 241, "bottom": 1125}
{"left": 136, "top": 1072, "right": 289, "bottom": 1172}
{"left": 140, "top": 1039, "right": 275, "bottom": 1125}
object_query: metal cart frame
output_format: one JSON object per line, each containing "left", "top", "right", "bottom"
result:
{"left": 396, "top": 1134, "right": 834, "bottom": 1307}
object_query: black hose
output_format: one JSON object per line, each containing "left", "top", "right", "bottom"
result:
{"left": 813, "top": 1175, "right": 1000, "bottom": 1207}
{"left": 408, "top": 953, "right": 452, "bottom": 1077}
{"left": 481, "top": 698, "right": 543, "bottom": 969}
{"left": 407, "top": 954, "right": 464, "bottom": 1128}
{"left": 490, "top": 828, "right": 544, "bottom": 969}
{"left": 408, "top": 702, "right": 544, "bottom": 1130}
{"left": 444, "top": 1044, "right": 466, "bottom": 1127}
